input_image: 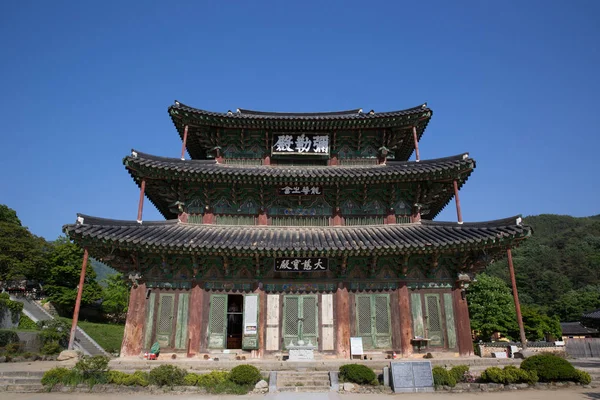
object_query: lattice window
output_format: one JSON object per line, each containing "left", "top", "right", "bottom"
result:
{"left": 302, "top": 297, "right": 317, "bottom": 336}
{"left": 375, "top": 296, "right": 390, "bottom": 334}
{"left": 357, "top": 296, "right": 372, "bottom": 335}
{"left": 284, "top": 297, "right": 299, "bottom": 337}
{"left": 157, "top": 295, "right": 173, "bottom": 334}
{"left": 345, "top": 216, "right": 385, "bottom": 226}
{"left": 270, "top": 216, "right": 330, "bottom": 226}
{"left": 209, "top": 296, "right": 227, "bottom": 334}
{"left": 426, "top": 296, "right": 441, "bottom": 333}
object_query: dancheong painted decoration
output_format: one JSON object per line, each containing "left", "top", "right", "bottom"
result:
{"left": 63, "top": 100, "right": 531, "bottom": 359}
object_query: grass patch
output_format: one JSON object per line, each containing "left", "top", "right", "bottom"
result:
{"left": 60, "top": 318, "right": 124, "bottom": 353}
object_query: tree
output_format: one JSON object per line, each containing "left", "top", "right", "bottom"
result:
{"left": 101, "top": 273, "right": 130, "bottom": 323}
{"left": 0, "top": 204, "right": 49, "bottom": 281}
{"left": 467, "top": 273, "right": 518, "bottom": 341}
{"left": 520, "top": 305, "right": 562, "bottom": 341}
{"left": 44, "top": 236, "right": 103, "bottom": 314}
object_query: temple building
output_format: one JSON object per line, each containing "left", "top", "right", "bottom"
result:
{"left": 63, "top": 101, "right": 531, "bottom": 359}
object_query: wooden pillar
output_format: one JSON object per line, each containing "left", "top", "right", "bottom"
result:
{"left": 256, "top": 285, "right": 266, "bottom": 358}
{"left": 398, "top": 282, "right": 413, "bottom": 357}
{"left": 187, "top": 284, "right": 204, "bottom": 356}
{"left": 137, "top": 178, "right": 146, "bottom": 223}
{"left": 412, "top": 126, "right": 420, "bottom": 162}
{"left": 507, "top": 248, "right": 527, "bottom": 348}
{"left": 452, "top": 284, "right": 474, "bottom": 356}
{"left": 332, "top": 208, "right": 343, "bottom": 226}
{"left": 335, "top": 283, "right": 351, "bottom": 358}
{"left": 202, "top": 207, "right": 214, "bottom": 224}
{"left": 329, "top": 155, "right": 339, "bottom": 166}
{"left": 68, "top": 248, "right": 89, "bottom": 350}
{"left": 257, "top": 210, "right": 268, "bottom": 225}
{"left": 385, "top": 210, "right": 396, "bottom": 224}
{"left": 178, "top": 212, "right": 188, "bottom": 223}
{"left": 180, "top": 124, "right": 188, "bottom": 160}
{"left": 215, "top": 148, "right": 224, "bottom": 164}
{"left": 411, "top": 210, "right": 421, "bottom": 223}
{"left": 263, "top": 155, "right": 271, "bottom": 165}
{"left": 120, "top": 282, "right": 147, "bottom": 356}
{"left": 453, "top": 180, "right": 463, "bottom": 224}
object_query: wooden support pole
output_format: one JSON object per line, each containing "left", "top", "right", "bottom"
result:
{"left": 335, "top": 283, "right": 350, "bottom": 358}
{"left": 452, "top": 284, "right": 474, "bottom": 356}
{"left": 137, "top": 178, "right": 146, "bottom": 223}
{"left": 187, "top": 284, "right": 204, "bottom": 356}
{"left": 412, "top": 126, "right": 420, "bottom": 162}
{"left": 398, "top": 283, "right": 413, "bottom": 357}
{"left": 453, "top": 180, "right": 463, "bottom": 224}
{"left": 507, "top": 248, "right": 527, "bottom": 348}
{"left": 120, "top": 282, "right": 147, "bottom": 356}
{"left": 180, "top": 125, "right": 188, "bottom": 160}
{"left": 68, "top": 248, "right": 88, "bottom": 350}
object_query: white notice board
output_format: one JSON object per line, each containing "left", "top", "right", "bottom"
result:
{"left": 350, "top": 337, "right": 364, "bottom": 356}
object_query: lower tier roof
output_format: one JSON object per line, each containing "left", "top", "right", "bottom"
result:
{"left": 64, "top": 214, "right": 530, "bottom": 257}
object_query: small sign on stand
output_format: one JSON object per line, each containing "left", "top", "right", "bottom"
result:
{"left": 390, "top": 361, "right": 434, "bottom": 393}
{"left": 350, "top": 337, "right": 364, "bottom": 359}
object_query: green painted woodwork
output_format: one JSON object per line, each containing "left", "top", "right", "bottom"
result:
{"left": 283, "top": 295, "right": 318, "bottom": 349}
{"left": 175, "top": 293, "right": 189, "bottom": 349}
{"left": 270, "top": 217, "right": 330, "bottom": 226}
{"left": 242, "top": 294, "right": 259, "bottom": 350}
{"left": 156, "top": 293, "right": 175, "bottom": 347}
{"left": 345, "top": 216, "right": 385, "bottom": 226}
{"left": 411, "top": 293, "right": 425, "bottom": 338}
{"left": 264, "top": 283, "right": 336, "bottom": 292}
{"left": 215, "top": 215, "right": 256, "bottom": 225}
{"left": 208, "top": 294, "right": 228, "bottom": 349}
{"left": 443, "top": 293, "right": 457, "bottom": 349}
{"left": 144, "top": 292, "right": 156, "bottom": 349}
{"left": 349, "top": 282, "right": 398, "bottom": 291}
{"left": 424, "top": 294, "right": 444, "bottom": 346}
{"left": 355, "top": 294, "right": 392, "bottom": 349}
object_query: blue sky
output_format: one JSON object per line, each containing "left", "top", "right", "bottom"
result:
{"left": 1, "top": 1, "right": 599, "bottom": 240}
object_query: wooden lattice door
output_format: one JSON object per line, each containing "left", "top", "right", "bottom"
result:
{"left": 156, "top": 294, "right": 175, "bottom": 347}
{"left": 208, "top": 294, "right": 227, "bottom": 349}
{"left": 424, "top": 294, "right": 444, "bottom": 346}
{"left": 355, "top": 294, "right": 392, "bottom": 349}
{"left": 283, "top": 295, "right": 318, "bottom": 349}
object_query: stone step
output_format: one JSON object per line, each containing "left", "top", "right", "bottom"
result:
{"left": 0, "top": 378, "right": 42, "bottom": 384}
{"left": 1, "top": 383, "right": 44, "bottom": 392}
{"left": 278, "top": 380, "right": 330, "bottom": 387}
{"left": 278, "top": 376, "right": 331, "bottom": 382}
{"left": 0, "top": 371, "right": 45, "bottom": 378}
{"left": 278, "top": 385, "right": 331, "bottom": 392}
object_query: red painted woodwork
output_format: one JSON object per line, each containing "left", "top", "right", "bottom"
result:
{"left": 508, "top": 248, "right": 527, "bottom": 347}
{"left": 202, "top": 210, "right": 214, "bottom": 224}
{"left": 385, "top": 210, "right": 396, "bottom": 224}
{"left": 187, "top": 284, "right": 203, "bottom": 355}
{"left": 335, "top": 285, "right": 351, "bottom": 358}
{"left": 453, "top": 180, "right": 463, "bottom": 224}
{"left": 178, "top": 212, "right": 188, "bottom": 223}
{"left": 256, "top": 286, "right": 266, "bottom": 357}
{"left": 412, "top": 126, "right": 421, "bottom": 162}
{"left": 329, "top": 155, "right": 339, "bottom": 166}
{"left": 180, "top": 125, "right": 188, "bottom": 160}
{"left": 68, "top": 248, "right": 89, "bottom": 350}
{"left": 120, "top": 283, "right": 147, "bottom": 356}
{"left": 398, "top": 283, "right": 413, "bottom": 357}
{"left": 411, "top": 211, "right": 421, "bottom": 223}
{"left": 263, "top": 155, "right": 271, "bottom": 165}
{"left": 137, "top": 179, "right": 146, "bottom": 222}
{"left": 452, "top": 285, "right": 474, "bottom": 356}
{"left": 258, "top": 210, "right": 268, "bottom": 225}
{"left": 332, "top": 209, "right": 342, "bottom": 226}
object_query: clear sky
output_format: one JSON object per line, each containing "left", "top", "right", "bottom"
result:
{"left": 1, "top": 1, "right": 599, "bottom": 240}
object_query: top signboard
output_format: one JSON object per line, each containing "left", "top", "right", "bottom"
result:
{"left": 272, "top": 133, "right": 329, "bottom": 155}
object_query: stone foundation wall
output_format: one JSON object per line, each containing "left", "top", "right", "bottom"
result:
{"left": 477, "top": 343, "right": 565, "bottom": 358}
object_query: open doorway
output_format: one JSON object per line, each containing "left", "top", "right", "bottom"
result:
{"left": 226, "top": 294, "right": 243, "bottom": 349}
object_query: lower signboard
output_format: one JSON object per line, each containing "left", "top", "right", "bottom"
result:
{"left": 390, "top": 361, "right": 434, "bottom": 393}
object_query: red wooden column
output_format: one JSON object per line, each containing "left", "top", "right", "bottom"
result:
{"left": 256, "top": 285, "right": 266, "bottom": 358}
{"left": 68, "top": 248, "right": 89, "bottom": 350}
{"left": 412, "top": 126, "right": 421, "bottom": 162}
{"left": 453, "top": 180, "right": 463, "bottom": 224}
{"left": 335, "top": 283, "right": 351, "bottom": 358}
{"left": 332, "top": 208, "right": 343, "bottom": 226}
{"left": 258, "top": 209, "right": 268, "bottom": 225}
{"left": 187, "top": 284, "right": 204, "bottom": 356}
{"left": 385, "top": 209, "right": 396, "bottom": 224}
{"left": 180, "top": 125, "right": 189, "bottom": 160}
{"left": 137, "top": 178, "right": 146, "bottom": 223}
{"left": 398, "top": 282, "right": 413, "bottom": 357}
{"left": 507, "top": 248, "right": 527, "bottom": 348}
{"left": 120, "top": 282, "right": 147, "bottom": 356}
{"left": 452, "top": 284, "right": 474, "bottom": 356}
{"left": 202, "top": 206, "right": 214, "bottom": 224}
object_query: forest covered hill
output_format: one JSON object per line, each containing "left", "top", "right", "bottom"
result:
{"left": 486, "top": 214, "right": 600, "bottom": 322}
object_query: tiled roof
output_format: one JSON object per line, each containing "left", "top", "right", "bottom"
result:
{"left": 583, "top": 309, "right": 600, "bottom": 320}
{"left": 64, "top": 215, "right": 530, "bottom": 257}
{"left": 560, "top": 322, "right": 599, "bottom": 335}
{"left": 124, "top": 151, "right": 475, "bottom": 184}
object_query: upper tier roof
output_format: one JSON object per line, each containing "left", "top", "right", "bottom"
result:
{"left": 168, "top": 101, "right": 433, "bottom": 161}
{"left": 64, "top": 214, "right": 530, "bottom": 258}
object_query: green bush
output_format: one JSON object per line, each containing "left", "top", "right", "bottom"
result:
{"left": 37, "top": 319, "right": 69, "bottom": 348}
{"left": 41, "top": 367, "right": 71, "bottom": 388}
{"left": 229, "top": 365, "right": 262, "bottom": 386}
{"left": 432, "top": 366, "right": 456, "bottom": 387}
{"left": 74, "top": 355, "right": 110, "bottom": 377}
{"left": 184, "top": 373, "right": 199, "bottom": 386}
{"left": 18, "top": 314, "right": 38, "bottom": 330}
{"left": 450, "top": 365, "right": 470, "bottom": 383}
{"left": 5, "top": 342, "right": 22, "bottom": 355}
{"left": 575, "top": 369, "right": 592, "bottom": 385}
{"left": 339, "top": 364, "right": 378, "bottom": 385}
{"left": 125, "top": 371, "right": 149, "bottom": 387}
{"left": 41, "top": 341, "right": 62, "bottom": 355}
{"left": 480, "top": 366, "right": 538, "bottom": 385}
{"left": 520, "top": 353, "right": 577, "bottom": 382}
{"left": 0, "top": 330, "right": 19, "bottom": 346}
{"left": 211, "top": 380, "right": 252, "bottom": 394}
{"left": 197, "top": 371, "right": 229, "bottom": 388}
{"left": 148, "top": 365, "right": 187, "bottom": 387}
{"left": 107, "top": 370, "right": 129, "bottom": 385}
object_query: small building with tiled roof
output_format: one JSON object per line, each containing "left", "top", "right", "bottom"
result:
{"left": 560, "top": 322, "right": 599, "bottom": 340}
{"left": 64, "top": 101, "right": 531, "bottom": 359}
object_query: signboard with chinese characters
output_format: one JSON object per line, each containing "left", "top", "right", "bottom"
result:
{"left": 272, "top": 134, "right": 329, "bottom": 155}
{"left": 274, "top": 257, "right": 329, "bottom": 272}
{"left": 278, "top": 186, "right": 323, "bottom": 196}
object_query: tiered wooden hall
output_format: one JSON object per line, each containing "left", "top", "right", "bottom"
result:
{"left": 64, "top": 101, "right": 531, "bottom": 359}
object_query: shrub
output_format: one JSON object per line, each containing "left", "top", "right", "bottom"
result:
{"left": 197, "top": 371, "right": 229, "bottom": 388}
{"left": 481, "top": 367, "right": 504, "bottom": 384}
{"left": 41, "top": 341, "right": 62, "bottom": 355}
{"left": 480, "top": 366, "right": 538, "bottom": 385}
{"left": 211, "top": 380, "right": 252, "bottom": 394}
{"left": 432, "top": 366, "right": 456, "bottom": 387}
{"left": 74, "top": 355, "right": 110, "bottom": 377}
{"left": 107, "top": 370, "right": 129, "bottom": 385}
{"left": 229, "top": 365, "right": 262, "bottom": 386}
{"left": 520, "top": 353, "right": 577, "bottom": 382}
{"left": 37, "top": 319, "right": 69, "bottom": 348}
{"left": 575, "top": 369, "right": 592, "bottom": 385}
{"left": 18, "top": 314, "right": 38, "bottom": 330}
{"left": 148, "top": 365, "right": 187, "bottom": 387}
{"left": 5, "top": 342, "right": 23, "bottom": 355}
{"left": 41, "top": 367, "right": 71, "bottom": 388}
{"left": 450, "top": 365, "right": 470, "bottom": 383}
{"left": 339, "top": 364, "right": 377, "bottom": 385}
{"left": 125, "top": 371, "right": 149, "bottom": 387}
{"left": 0, "top": 330, "right": 19, "bottom": 347}
{"left": 184, "top": 373, "right": 200, "bottom": 386}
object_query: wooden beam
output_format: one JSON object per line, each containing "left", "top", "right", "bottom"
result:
{"left": 507, "top": 248, "right": 527, "bottom": 348}
{"left": 137, "top": 178, "right": 146, "bottom": 223}
{"left": 453, "top": 180, "right": 463, "bottom": 224}
{"left": 180, "top": 125, "right": 188, "bottom": 160}
{"left": 68, "top": 248, "right": 89, "bottom": 350}
{"left": 412, "top": 126, "right": 421, "bottom": 162}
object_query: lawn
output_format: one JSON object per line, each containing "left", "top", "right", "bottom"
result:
{"left": 60, "top": 318, "right": 124, "bottom": 353}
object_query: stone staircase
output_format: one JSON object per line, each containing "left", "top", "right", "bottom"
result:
{"left": 276, "top": 371, "right": 331, "bottom": 392}
{"left": 0, "top": 370, "right": 44, "bottom": 393}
